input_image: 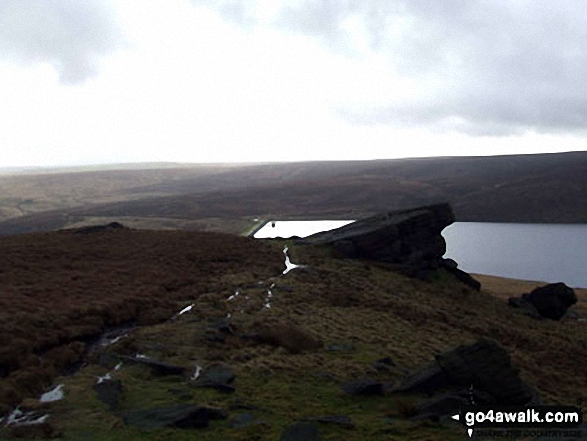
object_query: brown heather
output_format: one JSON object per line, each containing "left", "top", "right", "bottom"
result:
{"left": 0, "top": 228, "right": 283, "bottom": 412}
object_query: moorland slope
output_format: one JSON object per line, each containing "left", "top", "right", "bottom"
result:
{"left": 1, "top": 151, "right": 587, "bottom": 235}
{"left": 0, "top": 227, "right": 585, "bottom": 440}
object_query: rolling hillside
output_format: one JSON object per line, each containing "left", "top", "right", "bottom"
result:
{"left": 1, "top": 151, "right": 586, "bottom": 235}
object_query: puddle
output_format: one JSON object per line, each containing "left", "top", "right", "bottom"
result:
{"left": 221, "top": 247, "right": 306, "bottom": 317}
{"left": 96, "top": 373, "right": 112, "bottom": 384}
{"left": 95, "top": 362, "right": 123, "bottom": 385}
{"left": 264, "top": 289, "right": 273, "bottom": 308}
{"left": 227, "top": 290, "right": 240, "bottom": 301}
{"left": 2, "top": 409, "right": 49, "bottom": 427}
{"left": 87, "top": 324, "right": 136, "bottom": 354}
{"left": 178, "top": 304, "right": 194, "bottom": 315}
{"left": 282, "top": 247, "right": 304, "bottom": 275}
{"left": 190, "top": 365, "right": 202, "bottom": 381}
{"left": 171, "top": 303, "right": 195, "bottom": 320}
{"left": 253, "top": 220, "right": 354, "bottom": 238}
{"left": 39, "top": 385, "right": 64, "bottom": 403}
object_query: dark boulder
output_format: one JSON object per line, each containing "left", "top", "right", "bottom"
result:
{"left": 93, "top": 379, "right": 123, "bottom": 411}
{"left": 376, "top": 356, "right": 395, "bottom": 366}
{"left": 123, "top": 404, "right": 227, "bottom": 429}
{"left": 298, "top": 204, "right": 453, "bottom": 265}
{"left": 297, "top": 203, "right": 479, "bottom": 289}
{"left": 440, "top": 259, "right": 481, "bottom": 291}
{"left": 280, "top": 422, "right": 320, "bottom": 441}
{"left": 121, "top": 355, "right": 185, "bottom": 376}
{"left": 435, "top": 339, "right": 537, "bottom": 405}
{"left": 193, "top": 364, "right": 235, "bottom": 393}
{"left": 519, "top": 283, "right": 577, "bottom": 320}
{"left": 412, "top": 393, "right": 469, "bottom": 421}
{"left": 229, "top": 412, "right": 256, "bottom": 428}
{"left": 394, "top": 364, "right": 450, "bottom": 395}
{"left": 312, "top": 415, "right": 355, "bottom": 429}
{"left": 507, "top": 296, "right": 543, "bottom": 319}
{"left": 395, "top": 339, "right": 538, "bottom": 406}
{"left": 374, "top": 356, "right": 395, "bottom": 372}
{"left": 341, "top": 379, "right": 386, "bottom": 396}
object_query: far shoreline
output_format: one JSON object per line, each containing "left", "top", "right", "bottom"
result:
{"left": 473, "top": 273, "right": 587, "bottom": 316}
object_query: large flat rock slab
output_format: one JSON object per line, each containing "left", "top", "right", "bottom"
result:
{"left": 297, "top": 203, "right": 469, "bottom": 277}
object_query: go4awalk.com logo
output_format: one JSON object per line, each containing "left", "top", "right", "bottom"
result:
{"left": 451, "top": 405, "right": 583, "bottom": 438}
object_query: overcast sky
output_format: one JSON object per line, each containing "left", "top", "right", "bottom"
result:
{"left": 1, "top": 0, "right": 587, "bottom": 167}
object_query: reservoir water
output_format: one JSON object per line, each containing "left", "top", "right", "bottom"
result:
{"left": 254, "top": 220, "right": 587, "bottom": 288}
{"left": 253, "top": 220, "right": 354, "bottom": 238}
{"left": 443, "top": 222, "right": 587, "bottom": 288}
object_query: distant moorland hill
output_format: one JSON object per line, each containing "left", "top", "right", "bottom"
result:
{"left": 1, "top": 151, "right": 586, "bottom": 235}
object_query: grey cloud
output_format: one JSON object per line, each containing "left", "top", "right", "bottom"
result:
{"left": 192, "top": 0, "right": 257, "bottom": 26}
{"left": 0, "top": 0, "right": 123, "bottom": 84}
{"left": 328, "top": 1, "right": 587, "bottom": 135}
{"left": 193, "top": 0, "right": 587, "bottom": 135}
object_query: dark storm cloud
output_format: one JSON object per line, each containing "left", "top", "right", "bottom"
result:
{"left": 0, "top": 0, "right": 123, "bottom": 84}
{"left": 194, "top": 0, "right": 587, "bottom": 135}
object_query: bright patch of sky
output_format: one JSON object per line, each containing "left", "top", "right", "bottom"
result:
{"left": 1, "top": 0, "right": 585, "bottom": 167}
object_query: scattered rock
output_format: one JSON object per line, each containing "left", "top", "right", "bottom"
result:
{"left": 280, "top": 422, "right": 320, "bottom": 441}
{"left": 93, "top": 379, "right": 122, "bottom": 412}
{"left": 376, "top": 356, "right": 395, "bottom": 366}
{"left": 395, "top": 338, "right": 538, "bottom": 405}
{"left": 394, "top": 364, "right": 450, "bottom": 395}
{"left": 441, "top": 258, "right": 458, "bottom": 270}
{"left": 412, "top": 393, "right": 469, "bottom": 421}
{"left": 563, "top": 309, "right": 582, "bottom": 320}
{"left": 8, "top": 422, "right": 60, "bottom": 439}
{"left": 207, "top": 318, "right": 234, "bottom": 334}
{"left": 373, "top": 363, "right": 391, "bottom": 372}
{"left": 229, "top": 412, "right": 256, "bottom": 428}
{"left": 123, "top": 404, "right": 227, "bottom": 429}
{"left": 96, "top": 353, "right": 121, "bottom": 370}
{"left": 203, "top": 330, "right": 226, "bottom": 343}
{"left": 374, "top": 356, "right": 395, "bottom": 371}
{"left": 193, "top": 364, "right": 235, "bottom": 393}
{"left": 442, "top": 262, "right": 481, "bottom": 291}
{"left": 228, "top": 400, "right": 259, "bottom": 411}
{"left": 508, "top": 296, "right": 543, "bottom": 319}
{"left": 341, "top": 379, "right": 385, "bottom": 396}
{"left": 511, "top": 283, "right": 578, "bottom": 320}
{"left": 121, "top": 355, "right": 185, "bottom": 376}
{"left": 247, "top": 321, "right": 322, "bottom": 354}
{"left": 312, "top": 415, "right": 355, "bottom": 429}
